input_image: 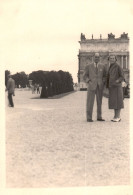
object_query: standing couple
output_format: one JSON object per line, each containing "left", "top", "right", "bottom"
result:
{"left": 83, "top": 53, "right": 124, "bottom": 122}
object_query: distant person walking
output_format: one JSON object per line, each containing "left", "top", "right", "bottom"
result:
{"left": 106, "top": 55, "right": 124, "bottom": 122}
{"left": 37, "top": 84, "right": 40, "bottom": 94}
{"left": 31, "top": 85, "right": 34, "bottom": 94}
{"left": 6, "top": 74, "right": 15, "bottom": 107}
{"left": 34, "top": 84, "right": 37, "bottom": 94}
{"left": 83, "top": 53, "right": 106, "bottom": 122}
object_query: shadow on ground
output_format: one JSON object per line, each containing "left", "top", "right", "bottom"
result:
{"left": 30, "top": 91, "right": 76, "bottom": 99}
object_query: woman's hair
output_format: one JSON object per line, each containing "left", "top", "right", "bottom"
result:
{"left": 108, "top": 55, "right": 117, "bottom": 61}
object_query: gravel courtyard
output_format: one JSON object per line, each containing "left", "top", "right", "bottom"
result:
{"left": 6, "top": 90, "right": 130, "bottom": 188}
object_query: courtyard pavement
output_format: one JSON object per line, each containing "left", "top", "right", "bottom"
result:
{"left": 5, "top": 89, "right": 130, "bottom": 187}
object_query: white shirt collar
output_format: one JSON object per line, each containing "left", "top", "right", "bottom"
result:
{"left": 94, "top": 62, "right": 99, "bottom": 67}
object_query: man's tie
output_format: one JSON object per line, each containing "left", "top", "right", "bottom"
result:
{"left": 96, "top": 63, "right": 98, "bottom": 74}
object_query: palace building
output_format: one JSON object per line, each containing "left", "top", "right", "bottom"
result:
{"left": 78, "top": 32, "right": 129, "bottom": 90}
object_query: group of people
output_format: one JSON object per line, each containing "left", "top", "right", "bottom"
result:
{"left": 83, "top": 53, "right": 125, "bottom": 122}
{"left": 31, "top": 84, "right": 40, "bottom": 94}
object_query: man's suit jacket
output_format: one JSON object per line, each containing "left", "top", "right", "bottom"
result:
{"left": 7, "top": 78, "right": 15, "bottom": 93}
{"left": 83, "top": 63, "right": 106, "bottom": 91}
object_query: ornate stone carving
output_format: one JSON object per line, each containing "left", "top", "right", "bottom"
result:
{"left": 101, "top": 55, "right": 108, "bottom": 61}
{"left": 86, "top": 56, "right": 92, "bottom": 61}
{"left": 108, "top": 33, "right": 115, "bottom": 40}
{"left": 81, "top": 33, "right": 86, "bottom": 41}
{"left": 86, "top": 56, "right": 92, "bottom": 65}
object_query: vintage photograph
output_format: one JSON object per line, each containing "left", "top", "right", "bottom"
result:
{"left": 1, "top": 0, "right": 133, "bottom": 194}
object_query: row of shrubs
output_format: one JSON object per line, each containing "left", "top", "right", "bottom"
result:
{"left": 5, "top": 70, "right": 74, "bottom": 98}
{"left": 38, "top": 71, "right": 74, "bottom": 98}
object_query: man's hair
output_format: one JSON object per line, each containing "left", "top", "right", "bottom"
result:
{"left": 94, "top": 52, "right": 100, "bottom": 57}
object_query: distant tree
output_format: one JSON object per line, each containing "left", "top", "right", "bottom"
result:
{"left": 58, "top": 70, "right": 66, "bottom": 93}
{"left": 40, "top": 73, "right": 49, "bottom": 98}
{"left": 12, "top": 72, "right": 28, "bottom": 88}
{"left": 46, "top": 72, "right": 54, "bottom": 97}
{"left": 65, "top": 72, "right": 74, "bottom": 91}
{"left": 19, "top": 71, "right": 29, "bottom": 87}
{"left": 53, "top": 71, "right": 61, "bottom": 95}
{"left": 5, "top": 70, "right": 10, "bottom": 86}
{"left": 29, "top": 70, "right": 46, "bottom": 85}
{"left": 48, "top": 71, "right": 57, "bottom": 96}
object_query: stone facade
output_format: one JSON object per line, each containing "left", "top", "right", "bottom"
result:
{"left": 78, "top": 33, "right": 129, "bottom": 89}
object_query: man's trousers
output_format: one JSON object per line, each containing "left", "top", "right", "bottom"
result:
{"left": 8, "top": 93, "right": 14, "bottom": 107}
{"left": 86, "top": 85, "right": 103, "bottom": 120}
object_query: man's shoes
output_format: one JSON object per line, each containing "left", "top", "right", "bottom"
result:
{"left": 97, "top": 118, "right": 105, "bottom": 121}
{"left": 112, "top": 118, "right": 121, "bottom": 122}
{"left": 87, "top": 119, "right": 93, "bottom": 122}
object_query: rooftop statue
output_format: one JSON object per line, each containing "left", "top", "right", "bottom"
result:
{"left": 120, "top": 32, "right": 128, "bottom": 39}
{"left": 81, "top": 33, "right": 86, "bottom": 41}
{"left": 108, "top": 33, "right": 115, "bottom": 39}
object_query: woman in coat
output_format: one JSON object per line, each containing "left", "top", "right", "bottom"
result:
{"left": 107, "top": 55, "right": 124, "bottom": 122}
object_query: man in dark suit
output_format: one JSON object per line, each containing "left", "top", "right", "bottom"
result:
{"left": 6, "top": 74, "right": 15, "bottom": 107}
{"left": 83, "top": 53, "right": 106, "bottom": 122}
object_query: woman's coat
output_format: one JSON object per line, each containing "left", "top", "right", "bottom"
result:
{"left": 107, "top": 62, "right": 124, "bottom": 109}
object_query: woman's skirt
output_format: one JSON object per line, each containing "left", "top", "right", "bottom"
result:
{"left": 109, "top": 86, "right": 124, "bottom": 109}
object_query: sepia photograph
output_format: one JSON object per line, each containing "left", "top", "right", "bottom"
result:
{"left": 1, "top": 0, "right": 133, "bottom": 194}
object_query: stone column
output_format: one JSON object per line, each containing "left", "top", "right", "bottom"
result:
{"left": 121, "top": 56, "right": 123, "bottom": 69}
{"left": 127, "top": 56, "right": 129, "bottom": 69}
{"left": 78, "top": 55, "right": 80, "bottom": 83}
{"left": 125, "top": 55, "right": 127, "bottom": 69}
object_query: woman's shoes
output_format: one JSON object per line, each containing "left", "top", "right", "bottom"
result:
{"left": 111, "top": 118, "right": 121, "bottom": 122}
{"left": 111, "top": 118, "right": 115, "bottom": 121}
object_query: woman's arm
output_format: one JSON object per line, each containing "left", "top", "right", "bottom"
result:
{"left": 115, "top": 65, "right": 124, "bottom": 83}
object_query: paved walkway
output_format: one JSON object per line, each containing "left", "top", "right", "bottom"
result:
{"left": 6, "top": 90, "right": 130, "bottom": 187}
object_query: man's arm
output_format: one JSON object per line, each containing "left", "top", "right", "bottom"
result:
{"left": 6, "top": 80, "right": 10, "bottom": 91}
{"left": 102, "top": 65, "right": 107, "bottom": 85}
{"left": 13, "top": 80, "right": 15, "bottom": 95}
{"left": 83, "top": 65, "right": 90, "bottom": 83}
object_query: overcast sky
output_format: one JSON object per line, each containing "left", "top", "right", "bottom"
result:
{"left": 1, "top": 0, "right": 133, "bottom": 82}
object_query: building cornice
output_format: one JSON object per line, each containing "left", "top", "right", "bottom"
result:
{"left": 79, "top": 39, "right": 129, "bottom": 44}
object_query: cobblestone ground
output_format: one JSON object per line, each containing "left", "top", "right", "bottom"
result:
{"left": 6, "top": 90, "right": 130, "bottom": 187}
